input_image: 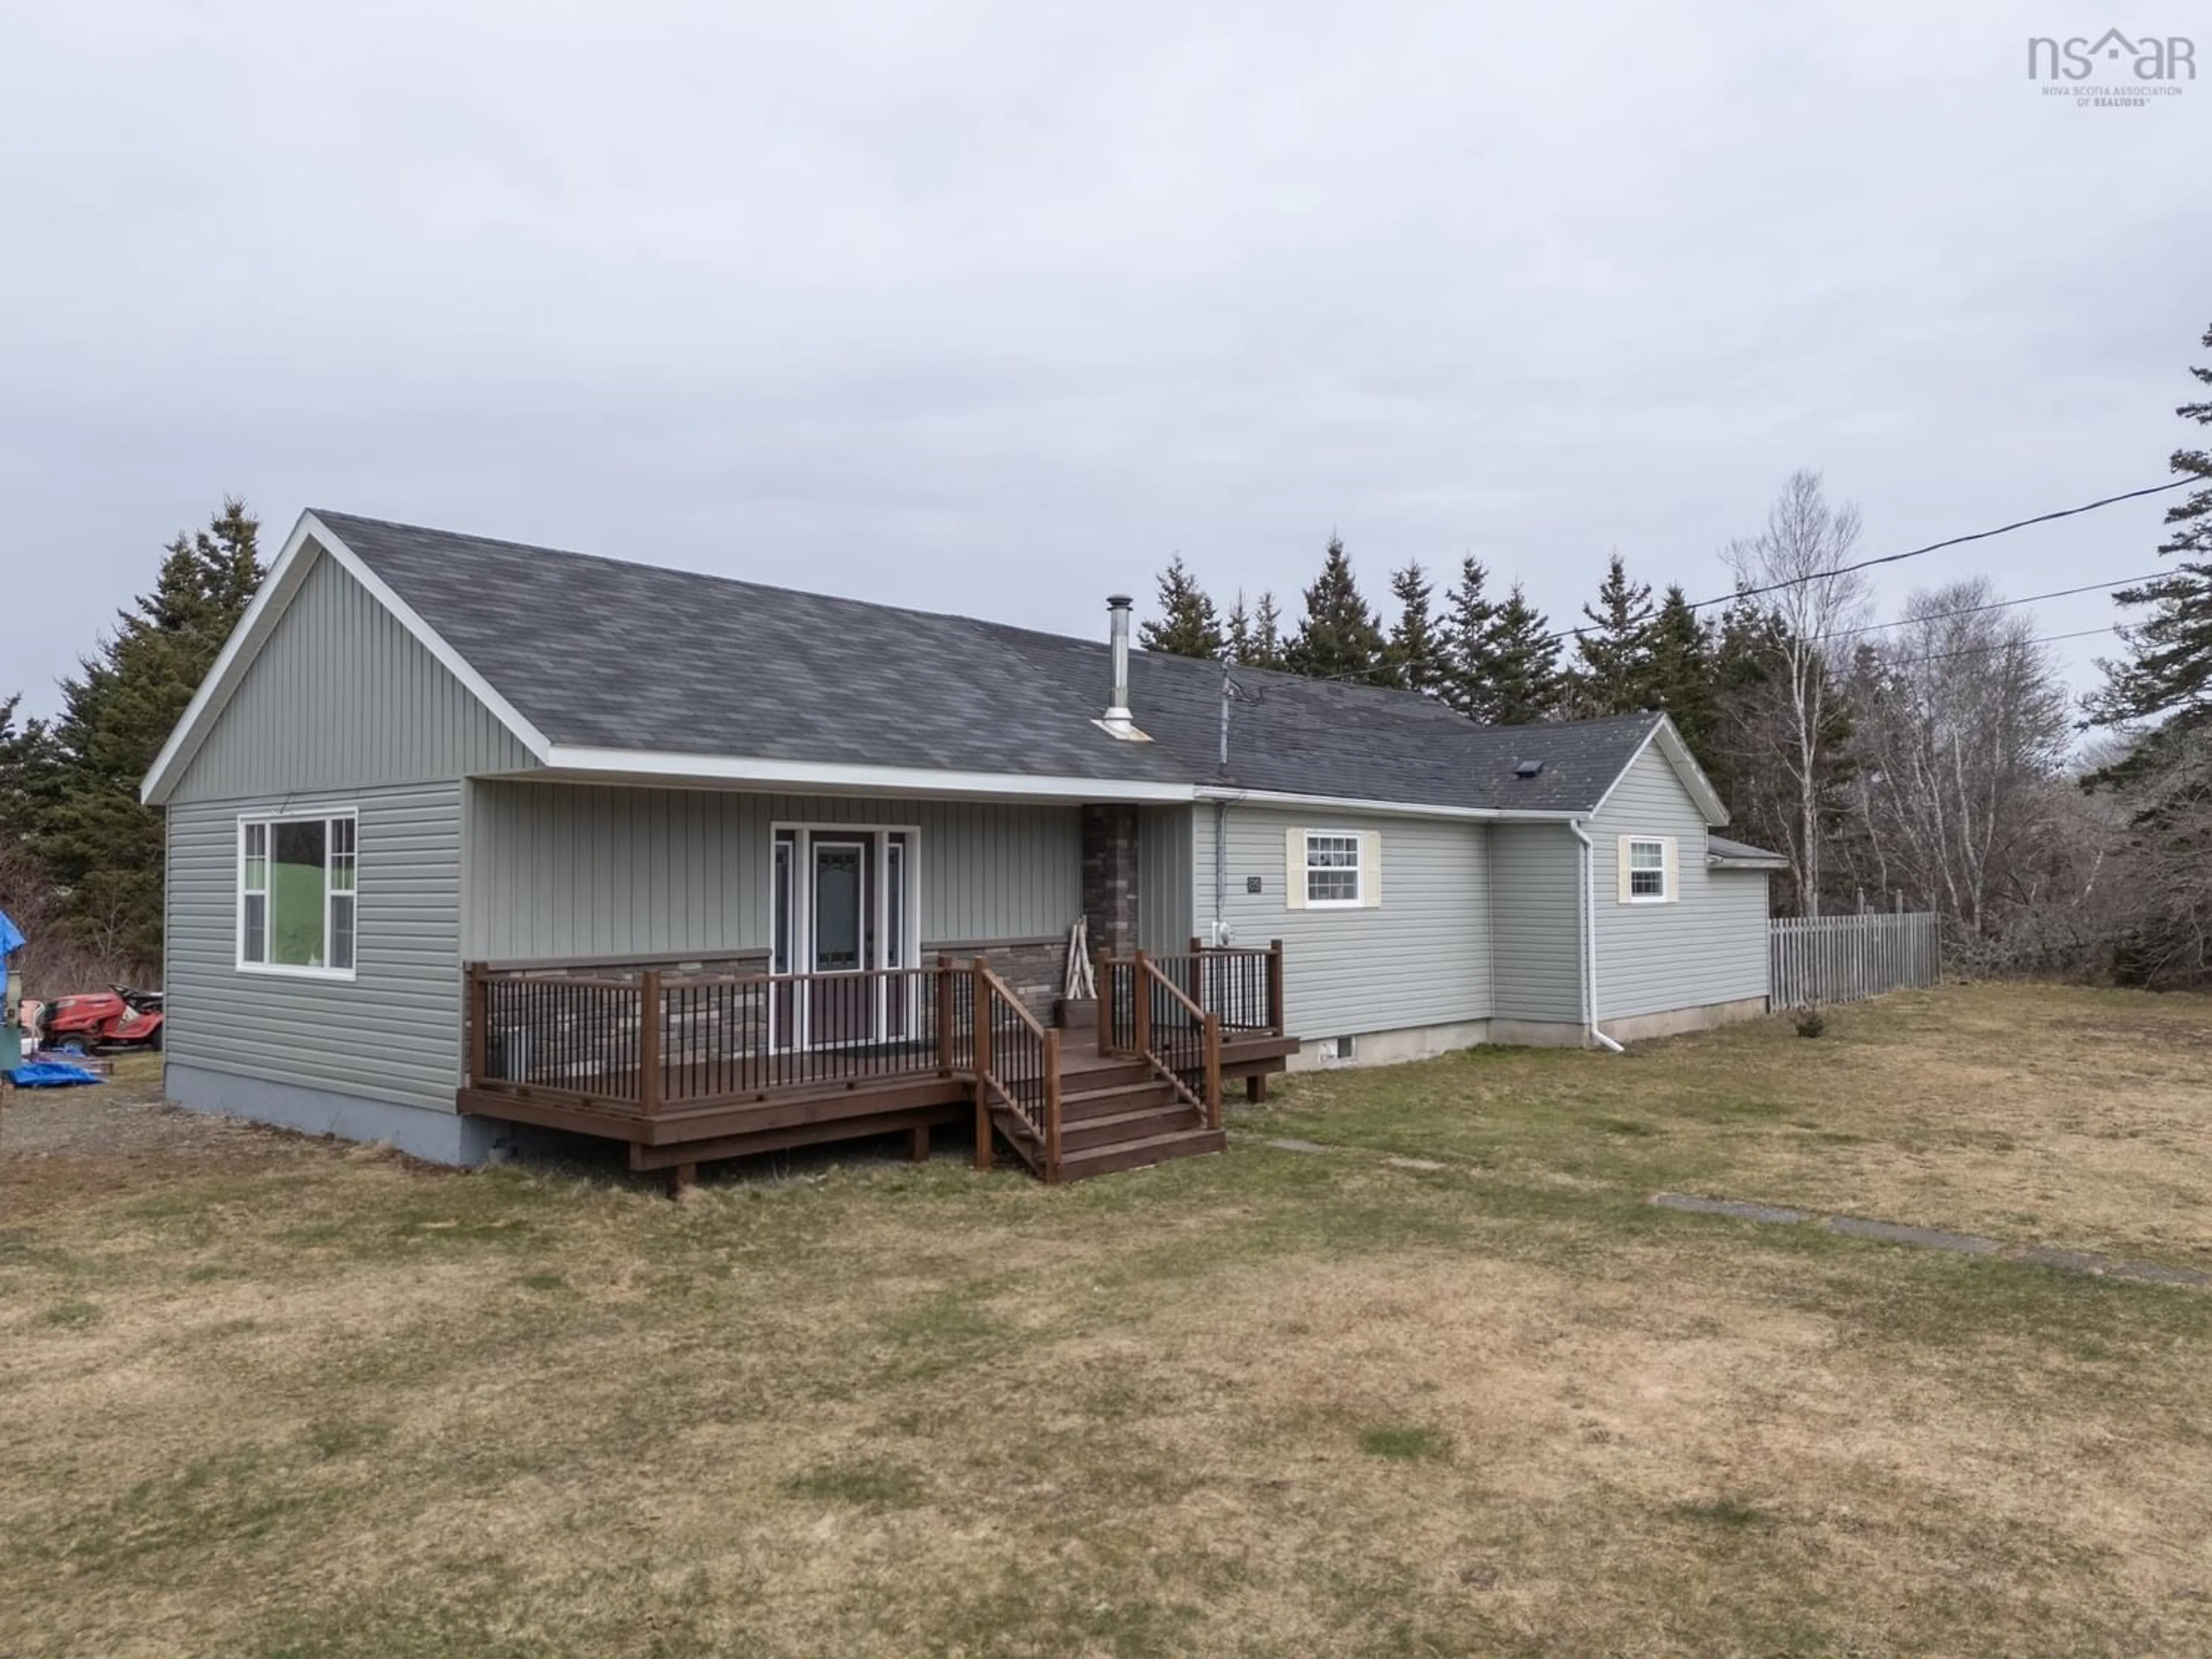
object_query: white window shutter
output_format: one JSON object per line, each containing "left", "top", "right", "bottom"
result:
{"left": 1284, "top": 827, "right": 1307, "bottom": 910}
{"left": 1616, "top": 835, "right": 1633, "bottom": 904}
{"left": 1664, "top": 835, "right": 1680, "bottom": 902}
{"left": 1360, "top": 830, "right": 1382, "bottom": 907}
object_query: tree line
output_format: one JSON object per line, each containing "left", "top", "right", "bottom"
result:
{"left": 1, "top": 326, "right": 2207, "bottom": 990}
{"left": 1137, "top": 321, "right": 2212, "bottom": 985}
{"left": 0, "top": 501, "right": 264, "bottom": 984}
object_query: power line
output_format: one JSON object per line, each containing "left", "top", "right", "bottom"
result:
{"left": 1690, "top": 478, "right": 2194, "bottom": 619}
{"left": 1887, "top": 623, "right": 2119, "bottom": 666}
{"left": 1261, "top": 478, "right": 2193, "bottom": 685}
{"left": 1807, "top": 572, "right": 2166, "bottom": 645}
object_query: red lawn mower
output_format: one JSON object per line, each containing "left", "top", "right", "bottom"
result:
{"left": 39, "top": 986, "right": 165, "bottom": 1055}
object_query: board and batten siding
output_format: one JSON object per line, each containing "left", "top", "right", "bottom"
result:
{"left": 1488, "top": 823, "right": 1584, "bottom": 1023}
{"left": 165, "top": 784, "right": 467, "bottom": 1113}
{"left": 464, "top": 782, "right": 1082, "bottom": 960}
{"left": 1136, "top": 805, "right": 1196, "bottom": 955}
{"left": 1193, "top": 805, "right": 1490, "bottom": 1039}
{"left": 1588, "top": 743, "right": 1769, "bottom": 1020}
{"left": 168, "top": 546, "right": 536, "bottom": 804}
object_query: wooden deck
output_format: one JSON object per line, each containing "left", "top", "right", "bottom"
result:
{"left": 457, "top": 946, "right": 1294, "bottom": 1189}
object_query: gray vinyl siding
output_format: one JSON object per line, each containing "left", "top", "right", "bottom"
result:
{"left": 464, "top": 783, "right": 1082, "bottom": 960}
{"left": 1136, "top": 806, "right": 1196, "bottom": 955}
{"left": 1194, "top": 806, "right": 1490, "bottom": 1039}
{"left": 1489, "top": 823, "right": 1584, "bottom": 1022}
{"left": 1589, "top": 744, "right": 1769, "bottom": 1019}
{"left": 169, "top": 547, "right": 536, "bottom": 804}
{"left": 165, "top": 783, "right": 466, "bottom": 1114}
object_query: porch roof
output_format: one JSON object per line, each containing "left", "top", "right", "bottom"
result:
{"left": 150, "top": 509, "right": 1726, "bottom": 823}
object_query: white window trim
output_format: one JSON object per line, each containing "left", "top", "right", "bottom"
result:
{"left": 1302, "top": 830, "right": 1365, "bottom": 910}
{"left": 767, "top": 821, "right": 924, "bottom": 1051}
{"left": 236, "top": 809, "right": 360, "bottom": 981}
{"left": 1624, "top": 836, "right": 1670, "bottom": 905}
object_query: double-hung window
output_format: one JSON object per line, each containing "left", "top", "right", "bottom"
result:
{"left": 1304, "top": 832, "right": 1363, "bottom": 907}
{"left": 240, "top": 812, "right": 357, "bottom": 976}
{"left": 1626, "top": 836, "right": 1668, "bottom": 902}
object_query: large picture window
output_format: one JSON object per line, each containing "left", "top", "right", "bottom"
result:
{"left": 239, "top": 812, "right": 357, "bottom": 976}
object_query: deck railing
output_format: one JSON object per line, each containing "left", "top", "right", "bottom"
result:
{"left": 468, "top": 956, "right": 974, "bottom": 1113}
{"left": 1097, "top": 948, "right": 1241, "bottom": 1130}
{"left": 973, "top": 962, "right": 1061, "bottom": 1177}
{"left": 1099, "top": 941, "right": 1283, "bottom": 1052}
{"left": 465, "top": 941, "right": 1284, "bottom": 1154}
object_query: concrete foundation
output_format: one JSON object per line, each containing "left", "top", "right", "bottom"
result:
{"left": 1599, "top": 995, "right": 1770, "bottom": 1044}
{"left": 1490, "top": 995, "right": 1770, "bottom": 1049}
{"left": 165, "top": 1061, "right": 503, "bottom": 1166}
{"left": 1284, "top": 1019, "right": 1491, "bottom": 1072}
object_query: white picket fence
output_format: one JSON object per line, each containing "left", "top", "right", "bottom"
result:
{"left": 1770, "top": 912, "right": 1940, "bottom": 1009}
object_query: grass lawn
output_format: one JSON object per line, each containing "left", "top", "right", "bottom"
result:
{"left": 3, "top": 983, "right": 2210, "bottom": 1657}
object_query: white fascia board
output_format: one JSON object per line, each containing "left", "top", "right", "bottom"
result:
{"left": 140, "top": 512, "right": 553, "bottom": 805}
{"left": 1586, "top": 715, "right": 1730, "bottom": 827}
{"left": 535, "top": 745, "right": 1196, "bottom": 804}
{"left": 1192, "top": 785, "right": 1582, "bottom": 823}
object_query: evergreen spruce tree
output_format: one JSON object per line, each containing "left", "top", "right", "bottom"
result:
{"left": 38, "top": 498, "right": 264, "bottom": 965}
{"left": 1645, "top": 584, "right": 1718, "bottom": 756}
{"left": 1570, "top": 551, "right": 1657, "bottom": 715}
{"left": 1137, "top": 555, "right": 1224, "bottom": 659}
{"left": 1438, "top": 555, "right": 1499, "bottom": 718}
{"left": 1482, "top": 584, "right": 1569, "bottom": 725}
{"left": 1224, "top": 591, "right": 1253, "bottom": 664}
{"left": 2087, "top": 320, "right": 2212, "bottom": 787}
{"left": 1248, "top": 592, "right": 1286, "bottom": 669}
{"left": 1382, "top": 561, "right": 1449, "bottom": 695}
{"left": 1285, "top": 536, "right": 1388, "bottom": 684}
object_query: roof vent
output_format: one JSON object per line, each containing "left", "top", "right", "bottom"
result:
{"left": 1514, "top": 759, "right": 1545, "bottom": 778}
{"left": 1094, "top": 593, "right": 1152, "bottom": 742}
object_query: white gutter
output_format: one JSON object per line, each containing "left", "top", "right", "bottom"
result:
{"left": 1192, "top": 785, "right": 1584, "bottom": 824}
{"left": 1569, "top": 819, "right": 1625, "bottom": 1054}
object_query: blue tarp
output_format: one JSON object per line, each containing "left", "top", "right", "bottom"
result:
{"left": 6, "top": 1060, "right": 103, "bottom": 1088}
{"left": 0, "top": 907, "right": 22, "bottom": 1009}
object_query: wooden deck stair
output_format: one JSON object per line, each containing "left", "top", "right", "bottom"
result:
{"left": 999, "top": 1054, "right": 1225, "bottom": 1181}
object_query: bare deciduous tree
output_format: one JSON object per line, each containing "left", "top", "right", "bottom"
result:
{"left": 1724, "top": 471, "right": 1870, "bottom": 914}
{"left": 1842, "top": 581, "right": 2075, "bottom": 940}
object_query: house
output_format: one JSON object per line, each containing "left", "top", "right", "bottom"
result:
{"left": 141, "top": 511, "right": 1786, "bottom": 1185}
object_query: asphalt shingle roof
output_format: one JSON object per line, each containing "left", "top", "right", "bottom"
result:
{"left": 1707, "top": 834, "right": 1788, "bottom": 865}
{"left": 319, "top": 511, "right": 1671, "bottom": 816}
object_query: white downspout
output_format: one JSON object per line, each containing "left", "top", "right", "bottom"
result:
{"left": 1570, "top": 820, "right": 1625, "bottom": 1054}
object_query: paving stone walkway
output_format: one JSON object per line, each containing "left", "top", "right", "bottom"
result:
{"left": 1650, "top": 1192, "right": 2211, "bottom": 1289}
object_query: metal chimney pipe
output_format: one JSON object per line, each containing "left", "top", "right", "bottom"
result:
{"left": 1104, "top": 594, "right": 1134, "bottom": 732}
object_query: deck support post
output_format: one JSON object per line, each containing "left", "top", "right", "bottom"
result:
{"left": 638, "top": 969, "right": 662, "bottom": 1116}
{"left": 1203, "top": 1012, "right": 1222, "bottom": 1130}
{"left": 934, "top": 955, "right": 956, "bottom": 1074}
{"left": 467, "top": 963, "right": 488, "bottom": 1087}
{"left": 1043, "top": 1028, "right": 1063, "bottom": 1180}
{"left": 1245, "top": 1073, "right": 1268, "bottom": 1104}
{"left": 971, "top": 960, "right": 993, "bottom": 1172}
{"left": 907, "top": 1123, "right": 931, "bottom": 1163}
{"left": 665, "top": 1161, "right": 696, "bottom": 1199}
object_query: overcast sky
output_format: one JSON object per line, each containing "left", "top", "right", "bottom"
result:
{"left": 2, "top": 2, "right": 2204, "bottom": 720}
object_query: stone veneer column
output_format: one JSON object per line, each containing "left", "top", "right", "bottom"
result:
{"left": 1080, "top": 804, "right": 1141, "bottom": 959}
